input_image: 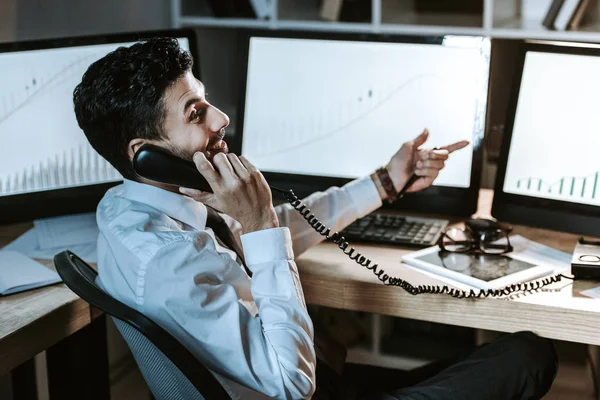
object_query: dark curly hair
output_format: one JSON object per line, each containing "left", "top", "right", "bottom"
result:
{"left": 73, "top": 37, "right": 193, "bottom": 180}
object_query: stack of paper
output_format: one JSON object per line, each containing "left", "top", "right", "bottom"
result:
{"left": 510, "top": 235, "right": 571, "bottom": 269}
{"left": 2, "top": 212, "right": 98, "bottom": 263}
{"left": 0, "top": 251, "right": 61, "bottom": 295}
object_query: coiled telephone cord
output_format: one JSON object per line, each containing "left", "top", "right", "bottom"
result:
{"left": 271, "top": 187, "right": 573, "bottom": 299}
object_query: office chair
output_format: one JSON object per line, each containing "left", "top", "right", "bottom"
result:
{"left": 54, "top": 250, "right": 232, "bottom": 400}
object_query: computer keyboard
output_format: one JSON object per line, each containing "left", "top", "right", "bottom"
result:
{"left": 339, "top": 213, "right": 449, "bottom": 248}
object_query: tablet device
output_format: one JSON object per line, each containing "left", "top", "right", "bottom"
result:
{"left": 401, "top": 246, "right": 555, "bottom": 290}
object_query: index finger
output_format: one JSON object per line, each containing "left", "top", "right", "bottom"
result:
{"left": 193, "top": 152, "right": 219, "bottom": 184}
{"left": 238, "top": 155, "right": 260, "bottom": 173}
{"left": 440, "top": 140, "right": 469, "bottom": 154}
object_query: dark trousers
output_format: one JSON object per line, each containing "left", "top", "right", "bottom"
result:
{"left": 363, "top": 331, "right": 557, "bottom": 400}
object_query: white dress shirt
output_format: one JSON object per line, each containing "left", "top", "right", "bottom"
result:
{"left": 96, "top": 177, "right": 382, "bottom": 399}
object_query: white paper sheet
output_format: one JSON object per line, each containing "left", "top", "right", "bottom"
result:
{"left": 581, "top": 286, "right": 600, "bottom": 299}
{"left": 0, "top": 250, "right": 61, "bottom": 295}
{"left": 3, "top": 228, "right": 97, "bottom": 263}
{"left": 33, "top": 212, "right": 98, "bottom": 250}
{"left": 510, "top": 235, "right": 572, "bottom": 269}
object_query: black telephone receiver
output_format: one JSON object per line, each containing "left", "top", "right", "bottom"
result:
{"left": 133, "top": 144, "right": 213, "bottom": 192}
{"left": 132, "top": 144, "right": 570, "bottom": 298}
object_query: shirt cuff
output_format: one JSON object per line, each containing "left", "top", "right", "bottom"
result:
{"left": 343, "top": 176, "right": 383, "bottom": 219}
{"left": 240, "top": 227, "right": 294, "bottom": 266}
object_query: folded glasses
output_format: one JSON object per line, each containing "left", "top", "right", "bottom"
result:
{"left": 438, "top": 218, "right": 513, "bottom": 255}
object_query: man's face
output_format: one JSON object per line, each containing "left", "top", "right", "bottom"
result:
{"left": 160, "top": 70, "right": 230, "bottom": 162}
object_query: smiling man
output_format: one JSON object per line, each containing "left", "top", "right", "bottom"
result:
{"left": 73, "top": 37, "right": 557, "bottom": 400}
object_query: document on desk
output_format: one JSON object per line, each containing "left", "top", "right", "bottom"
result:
{"left": 2, "top": 228, "right": 97, "bottom": 263}
{"left": 0, "top": 251, "right": 61, "bottom": 295}
{"left": 33, "top": 212, "right": 98, "bottom": 250}
{"left": 510, "top": 235, "right": 571, "bottom": 270}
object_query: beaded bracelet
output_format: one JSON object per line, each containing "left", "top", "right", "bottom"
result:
{"left": 376, "top": 167, "right": 398, "bottom": 204}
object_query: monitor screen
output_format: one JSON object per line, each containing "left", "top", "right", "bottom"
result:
{"left": 493, "top": 42, "right": 600, "bottom": 237}
{"left": 503, "top": 51, "right": 600, "bottom": 207}
{"left": 0, "top": 29, "right": 197, "bottom": 224}
{"left": 0, "top": 35, "right": 191, "bottom": 198}
{"left": 236, "top": 32, "right": 489, "bottom": 216}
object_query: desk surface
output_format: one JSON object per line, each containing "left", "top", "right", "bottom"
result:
{"left": 297, "top": 189, "right": 600, "bottom": 346}
{"left": 2, "top": 188, "right": 599, "bottom": 373}
{"left": 0, "top": 223, "right": 93, "bottom": 375}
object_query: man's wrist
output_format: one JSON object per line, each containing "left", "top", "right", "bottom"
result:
{"left": 374, "top": 167, "right": 400, "bottom": 204}
{"left": 241, "top": 211, "right": 279, "bottom": 234}
{"left": 370, "top": 172, "right": 389, "bottom": 202}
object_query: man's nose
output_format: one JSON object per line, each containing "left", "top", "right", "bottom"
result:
{"left": 208, "top": 106, "right": 229, "bottom": 133}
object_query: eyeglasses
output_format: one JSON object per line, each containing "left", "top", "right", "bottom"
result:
{"left": 438, "top": 219, "right": 513, "bottom": 255}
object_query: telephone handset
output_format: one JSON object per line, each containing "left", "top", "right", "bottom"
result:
{"left": 133, "top": 144, "right": 213, "bottom": 193}
{"left": 132, "top": 144, "right": 571, "bottom": 298}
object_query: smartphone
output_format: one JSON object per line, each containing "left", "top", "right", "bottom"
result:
{"left": 132, "top": 144, "right": 213, "bottom": 192}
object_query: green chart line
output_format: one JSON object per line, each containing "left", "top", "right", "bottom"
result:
{"left": 516, "top": 171, "right": 600, "bottom": 199}
{"left": 559, "top": 178, "right": 564, "bottom": 194}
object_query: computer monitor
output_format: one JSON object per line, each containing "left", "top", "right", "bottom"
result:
{"left": 492, "top": 41, "right": 600, "bottom": 237}
{"left": 234, "top": 30, "right": 490, "bottom": 216}
{"left": 0, "top": 29, "right": 197, "bottom": 224}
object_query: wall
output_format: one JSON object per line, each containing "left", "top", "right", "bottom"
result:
{"left": 1, "top": 0, "right": 170, "bottom": 43}
{"left": 194, "top": 27, "right": 243, "bottom": 133}
{"left": 0, "top": 0, "right": 17, "bottom": 42}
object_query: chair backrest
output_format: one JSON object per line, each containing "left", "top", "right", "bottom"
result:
{"left": 54, "top": 250, "right": 231, "bottom": 400}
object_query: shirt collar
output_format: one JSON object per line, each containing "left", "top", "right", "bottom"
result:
{"left": 121, "top": 179, "right": 208, "bottom": 231}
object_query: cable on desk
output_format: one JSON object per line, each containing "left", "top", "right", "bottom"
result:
{"left": 273, "top": 187, "right": 574, "bottom": 299}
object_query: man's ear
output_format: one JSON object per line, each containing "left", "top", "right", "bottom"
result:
{"left": 128, "top": 138, "right": 148, "bottom": 162}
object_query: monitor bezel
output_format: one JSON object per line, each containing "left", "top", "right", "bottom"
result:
{"left": 0, "top": 28, "right": 199, "bottom": 225}
{"left": 232, "top": 29, "right": 488, "bottom": 217}
{"left": 492, "top": 41, "right": 600, "bottom": 237}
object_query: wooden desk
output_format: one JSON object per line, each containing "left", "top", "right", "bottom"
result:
{"left": 0, "top": 223, "right": 109, "bottom": 400}
{"left": 297, "top": 189, "right": 600, "bottom": 346}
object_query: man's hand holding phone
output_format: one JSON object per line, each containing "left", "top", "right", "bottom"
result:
{"left": 179, "top": 152, "right": 279, "bottom": 234}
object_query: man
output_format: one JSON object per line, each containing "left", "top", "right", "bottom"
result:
{"left": 73, "top": 37, "right": 557, "bottom": 399}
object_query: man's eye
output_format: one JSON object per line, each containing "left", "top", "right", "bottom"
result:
{"left": 189, "top": 109, "right": 204, "bottom": 122}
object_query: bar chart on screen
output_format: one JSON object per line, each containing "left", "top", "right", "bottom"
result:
{"left": 503, "top": 130, "right": 600, "bottom": 207}
{"left": 511, "top": 171, "right": 599, "bottom": 202}
{"left": 502, "top": 51, "right": 600, "bottom": 208}
{"left": 0, "top": 144, "right": 120, "bottom": 196}
{"left": 0, "top": 44, "right": 125, "bottom": 197}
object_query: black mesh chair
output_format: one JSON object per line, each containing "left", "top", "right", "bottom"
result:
{"left": 54, "top": 250, "right": 231, "bottom": 400}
